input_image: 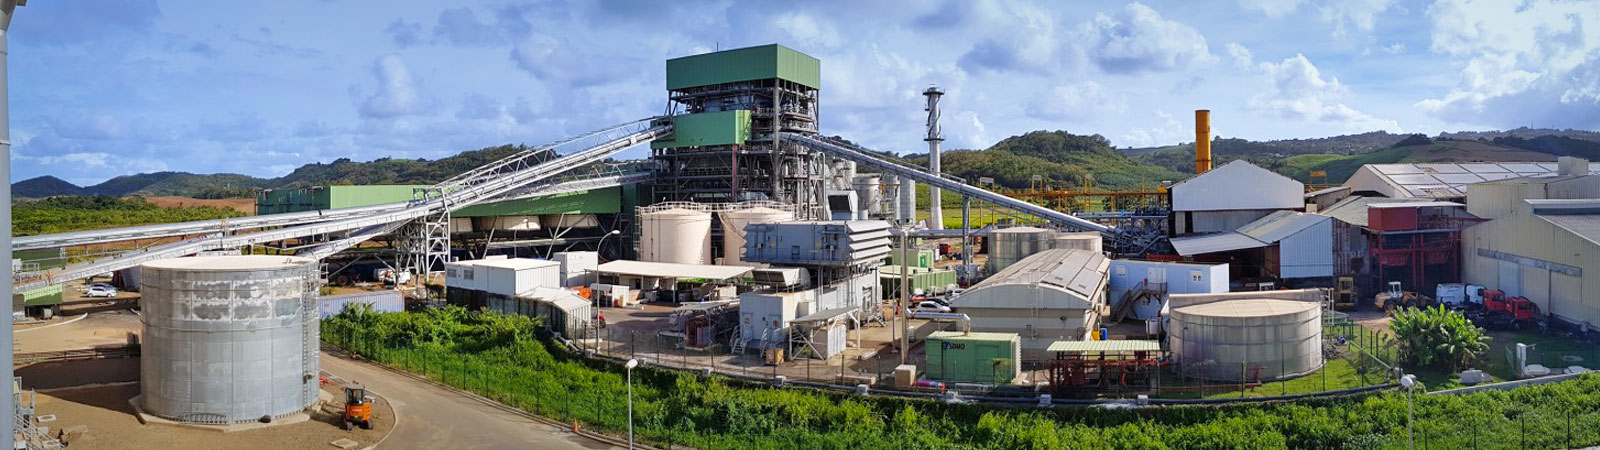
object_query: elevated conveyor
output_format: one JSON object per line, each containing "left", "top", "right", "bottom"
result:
{"left": 14, "top": 119, "right": 668, "bottom": 291}
{"left": 783, "top": 133, "right": 1113, "bottom": 233}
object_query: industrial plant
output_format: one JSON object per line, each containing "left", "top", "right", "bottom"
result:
{"left": 9, "top": 40, "right": 1600, "bottom": 450}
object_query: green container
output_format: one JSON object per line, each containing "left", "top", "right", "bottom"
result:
{"left": 452, "top": 187, "right": 623, "bottom": 217}
{"left": 887, "top": 248, "right": 936, "bottom": 268}
{"left": 16, "top": 284, "right": 63, "bottom": 307}
{"left": 880, "top": 265, "right": 957, "bottom": 297}
{"left": 651, "top": 110, "right": 753, "bottom": 150}
{"left": 665, "top": 44, "right": 820, "bottom": 91}
{"left": 924, "top": 331, "right": 1022, "bottom": 384}
{"left": 256, "top": 185, "right": 425, "bottom": 214}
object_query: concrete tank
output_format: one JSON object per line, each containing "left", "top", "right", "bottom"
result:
{"left": 853, "top": 175, "right": 882, "bottom": 216}
{"left": 1053, "top": 232, "right": 1103, "bottom": 253}
{"left": 639, "top": 208, "right": 712, "bottom": 264}
{"left": 1168, "top": 298, "right": 1323, "bottom": 381}
{"left": 987, "top": 227, "right": 1055, "bottom": 274}
{"left": 138, "top": 255, "right": 320, "bottom": 424}
{"left": 721, "top": 207, "right": 794, "bottom": 265}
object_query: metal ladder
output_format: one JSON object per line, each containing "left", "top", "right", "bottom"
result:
{"left": 729, "top": 324, "right": 747, "bottom": 354}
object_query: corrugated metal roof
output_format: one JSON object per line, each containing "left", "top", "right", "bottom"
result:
{"left": 1168, "top": 232, "right": 1267, "bottom": 256}
{"left": 1047, "top": 340, "right": 1161, "bottom": 353}
{"left": 1170, "top": 160, "right": 1305, "bottom": 212}
{"left": 1238, "top": 211, "right": 1329, "bottom": 243}
{"left": 1538, "top": 214, "right": 1600, "bottom": 246}
{"left": 1369, "top": 201, "right": 1464, "bottom": 209}
{"left": 928, "top": 331, "right": 1019, "bottom": 342}
{"left": 597, "top": 260, "right": 754, "bottom": 280}
{"left": 1347, "top": 162, "right": 1600, "bottom": 199}
{"left": 970, "top": 248, "right": 1107, "bottom": 298}
{"left": 453, "top": 258, "right": 560, "bottom": 270}
{"left": 792, "top": 307, "right": 856, "bottom": 324}
{"left": 1321, "top": 196, "right": 1434, "bottom": 226}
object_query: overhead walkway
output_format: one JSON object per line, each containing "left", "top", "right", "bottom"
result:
{"left": 14, "top": 118, "right": 669, "bottom": 291}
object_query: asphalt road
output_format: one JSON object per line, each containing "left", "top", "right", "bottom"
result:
{"left": 321, "top": 352, "right": 619, "bottom": 450}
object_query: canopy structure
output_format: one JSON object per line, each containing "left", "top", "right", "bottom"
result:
{"left": 597, "top": 260, "right": 754, "bottom": 280}
{"left": 1047, "top": 340, "right": 1161, "bottom": 353}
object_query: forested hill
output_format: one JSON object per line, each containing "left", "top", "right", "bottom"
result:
{"left": 902, "top": 131, "right": 1188, "bottom": 190}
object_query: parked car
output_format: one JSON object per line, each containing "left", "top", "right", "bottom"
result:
{"left": 86, "top": 286, "right": 118, "bottom": 298}
{"left": 87, "top": 282, "right": 117, "bottom": 291}
{"left": 909, "top": 301, "right": 952, "bottom": 314}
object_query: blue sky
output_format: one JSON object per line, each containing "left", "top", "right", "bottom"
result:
{"left": 9, "top": 0, "right": 1600, "bottom": 185}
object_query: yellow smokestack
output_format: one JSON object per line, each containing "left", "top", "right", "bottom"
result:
{"left": 1194, "top": 109, "right": 1211, "bottom": 175}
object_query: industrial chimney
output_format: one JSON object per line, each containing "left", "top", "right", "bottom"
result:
{"left": 925, "top": 86, "right": 945, "bottom": 230}
{"left": 1194, "top": 109, "right": 1211, "bottom": 175}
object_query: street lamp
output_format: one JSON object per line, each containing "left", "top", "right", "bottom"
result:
{"left": 1, "top": 1, "right": 24, "bottom": 443}
{"left": 1400, "top": 374, "right": 1419, "bottom": 450}
{"left": 625, "top": 358, "right": 640, "bottom": 449}
{"left": 597, "top": 229, "right": 622, "bottom": 257}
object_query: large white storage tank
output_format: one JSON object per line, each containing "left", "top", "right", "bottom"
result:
{"left": 639, "top": 208, "right": 712, "bottom": 264}
{"left": 720, "top": 207, "right": 794, "bottom": 265}
{"left": 988, "top": 227, "right": 1055, "bottom": 273}
{"left": 138, "top": 255, "right": 320, "bottom": 424}
{"left": 1168, "top": 292, "right": 1323, "bottom": 381}
{"left": 1053, "top": 232, "right": 1103, "bottom": 253}
{"left": 853, "top": 175, "right": 882, "bottom": 216}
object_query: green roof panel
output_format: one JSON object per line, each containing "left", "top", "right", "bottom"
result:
{"left": 666, "top": 44, "right": 820, "bottom": 91}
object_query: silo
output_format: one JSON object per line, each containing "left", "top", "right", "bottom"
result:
{"left": 853, "top": 175, "right": 882, "bottom": 216}
{"left": 138, "top": 255, "right": 320, "bottom": 424}
{"left": 639, "top": 208, "right": 713, "bottom": 264}
{"left": 987, "top": 227, "right": 1055, "bottom": 273}
{"left": 1168, "top": 297, "right": 1323, "bottom": 381}
{"left": 1053, "top": 231, "right": 1103, "bottom": 253}
{"left": 721, "top": 207, "right": 794, "bottom": 265}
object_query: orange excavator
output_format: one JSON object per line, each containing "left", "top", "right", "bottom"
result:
{"left": 342, "top": 382, "right": 374, "bottom": 430}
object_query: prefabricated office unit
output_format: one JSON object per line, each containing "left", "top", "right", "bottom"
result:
{"left": 880, "top": 265, "right": 959, "bottom": 298}
{"left": 1167, "top": 289, "right": 1324, "bottom": 382}
{"left": 444, "top": 257, "right": 560, "bottom": 297}
{"left": 887, "top": 247, "right": 936, "bottom": 268}
{"left": 1169, "top": 161, "right": 1305, "bottom": 235}
{"left": 138, "top": 255, "right": 320, "bottom": 424}
{"left": 953, "top": 249, "right": 1109, "bottom": 358}
{"left": 1107, "top": 260, "right": 1229, "bottom": 320}
{"left": 924, "top": 331, "right": 1022, "bottom": 384}
{"left": 738, "top": 289, "right": 815, "bottom": 347}
{"left": 553, "top": 251, "right": 600, "bottom": 288}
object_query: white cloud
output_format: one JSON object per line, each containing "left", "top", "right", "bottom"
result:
{"left": 1317, "top": 0, "right": 1396, "bottom": 37}
{"left": 1119, "top": 110, "right": 1186, "bottom": 148}
{"left": 1381, "top": 42, "right": 1406, "bottom": 55}
{"left": 1081, "top": 2, "right": 1216, "bottom": 75}
{"left": 947, "top": 111, "right": 990, "bottom": 150}
{"left": 1238, "top": 0, "right": 1304, "bottom": 18}
{"left": 1416, "top": 0, "right": 1600, "bottom": 128}
{"left": 1025, "top": 82, "right": 1125, "bottom": 120}
{"left": 774, "top": 12, "right": 842, "bottom": 49}
{"left": 1251, "top": 54, "right": 1400, "bottom": 132}
{"left": 1225, "top": 42, "right": 1254, "bottom": 69}
{"left": 359, "top": 54, "right": 426, "bottom": 118}
{"left": 956, "top": 1, "right": 1068, "bottom": 74}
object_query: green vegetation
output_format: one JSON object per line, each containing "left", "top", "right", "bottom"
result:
{"left": 1391, "top": 306, "right": 1491, "bottom": 370}
{"left": 907, "top": 131, "right": 1186, "bottom": 190}
{"left": 324, "top": 307, "right": 1600, "bottom": 449}
{"left": 11, "top": 196, "right": 245, "bottom": 236}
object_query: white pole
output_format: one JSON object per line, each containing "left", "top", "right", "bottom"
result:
{"left": 1, "top": 1, "right": 18, "bottom": 444}
{"left": 923, "top": 87, "right": 944, "bottom": 230}
{"left": 626, "top": 359, "right": 638, "bottom": 449}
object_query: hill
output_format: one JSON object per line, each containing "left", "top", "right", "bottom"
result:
{"left": 1440, "top": 127, "right": 1600, "bottom": 143}
{"left": 1276, "top": 138, "right": 1557, "bottom": 183}
{"left": 905, "top": 131, "right": 1187, "bottom": 189}
{"left": 12, "top": 176, "right": 86, "bottom": 198}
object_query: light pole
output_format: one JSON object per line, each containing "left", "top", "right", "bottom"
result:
{"left": 596, "top": 229, "right": 622, "bottom": 258}
{"left": 625, "top": 358, "right": 639, "bottom": 450}
{"left": 1400, "top": 374, "right": 1419, "bottom": 450}
{"left": 1, "top": 1, "right": 22, "bottom": 444}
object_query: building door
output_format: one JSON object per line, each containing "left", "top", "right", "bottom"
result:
{"left": 1498, "top": 260, "right": 1522, "bottom": 296}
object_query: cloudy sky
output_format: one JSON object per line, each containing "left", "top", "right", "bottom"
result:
{"left": 10, "top": 0, "right": 1600, "bottom": 185}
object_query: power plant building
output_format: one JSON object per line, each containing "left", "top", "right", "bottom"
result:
{"left": 952, "top": 249, "right": 1109, "bottom": 358}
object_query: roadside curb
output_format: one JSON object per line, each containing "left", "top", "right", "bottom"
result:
{"left": 14, "top": 312, "right": 88, "bottom": 334}
{"left": 323, "top": 349, "right": 658, "bottom": 450}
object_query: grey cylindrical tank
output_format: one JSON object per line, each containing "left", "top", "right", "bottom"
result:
{"left": 139, "top": 255, "right": 320, "bottom": 424}
{"left": 1168, "top": 298, "right": 1323, "bottom": 382}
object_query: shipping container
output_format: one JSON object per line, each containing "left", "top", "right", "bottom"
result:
{"left": 1368, "top": 204, "right": 1419, "bottom": 231}
{"left": 924, "top": 331, "right": 1022, "bottom": 384}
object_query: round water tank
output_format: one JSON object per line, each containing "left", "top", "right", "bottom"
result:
{"left": 1168, "top": 298, "right": 1323, "bottom": 381}
{"left": 720, "top": 207, "right": 793, "bottom": 265}
{"left": 640, "top": 208, "right": 712, "bottom": 264}
{"left": 988, "top": 227, "right": 1055, "bottom": 273}
{"left": 138, "top": 255, "right": 320, "bottom": 424}
{"left": 1053, "top": 232, "right": 1103, "bottom": 253}
{"left": 853, "top": 175, "right": 882, "bottom": 215}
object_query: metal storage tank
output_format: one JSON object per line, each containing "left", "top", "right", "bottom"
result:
{"left": 1169, "top": 297, "right": 1322, "bottom": 381}
{"left": 987, "top": 227, "right": 1055, "bottom": 273}
{"left": 1053, "top": 232, "right": 1103, "bottom": 253}
{"left": 639, "top": 208, "right": 713, "bottom": 264}
{"left": 138, "top": 255, "right": 320, "bottom": 424}
{"left": 853, "top": 175, "right": 882, "bottom": 216}
{"left": 720, "top": 207, "right": 794, "bottom": 265}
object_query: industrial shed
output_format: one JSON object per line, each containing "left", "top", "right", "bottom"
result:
{"left": 1462, "top": 169, "right": 1600, "bottom": 331}
{"left": 1169, "top": 161, "right": 1304, "bottom": 235}
{"left": 1341, "top": 161, "right": 1600, "bottom": 200}
{"left": 1168, "top": 211, "right": 1334, "bottom": 282}
{"left": 952, "top": 249, "right": 1109, "bottom": 357}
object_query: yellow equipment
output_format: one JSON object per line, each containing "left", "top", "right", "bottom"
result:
{"left": 1333, "top": 277, "right": 1357, "bottom": 310}
{"left": 1375, "top": 281, "right": 1432, "bottom": 313}
{"left": 342, "top": 382, "right": 373, "bottom": 431}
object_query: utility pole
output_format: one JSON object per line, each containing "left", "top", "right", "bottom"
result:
{"left": 1, "top": 1, "right": 22, "bottom": 444}
{"left": 899, "top": 229, "right": 911, "bottom": 365}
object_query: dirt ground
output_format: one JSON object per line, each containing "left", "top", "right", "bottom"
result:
{"left": 29, "top": 379, "right": 393, "bottom": 450}
{"left": 134, "top": 196, "right": 255, "bottom": 213}
{"left": 15, "top": 308, "right": 142, "bottom": 353}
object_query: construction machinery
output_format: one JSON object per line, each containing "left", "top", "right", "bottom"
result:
{"left": 342, "top": 382, "right": 373, "bottom": 431}
{"left": 1333, "top": 276, "right": 1357, "bottom": 310}
{"left": 1375, "top": 281, "right": 1432, "bottom": 313}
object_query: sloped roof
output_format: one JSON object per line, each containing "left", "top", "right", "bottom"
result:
{"left": 1344, "top": 162, "right": 1600, "bottom": 199}
{"left": 1169, "top": 211, "right": 1331, "bottom": 256}
{"left": 597, "top": 260, "right": 754, "bottom": 280}
{"left": 1170, "top": 160, "right": 1305, "bottom": 212}
{"left": 1538, "top": 214, "right": 1600, "bottom": 247}
{"left": 1168, "top": 232, "right": 1268, "bottom": 256}
{"left": 1321, "top": 196, "right": 1434, "bottom": 226}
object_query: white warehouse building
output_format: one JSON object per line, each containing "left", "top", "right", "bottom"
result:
{"left": 1170, "top": 160, "right": 1305, "bottom": 236}
{"left": 951, "top": 248, "right": 1109, "bottom": 358}
{"left": 1462, "top": 162, "right": 1600, "bottom": 330}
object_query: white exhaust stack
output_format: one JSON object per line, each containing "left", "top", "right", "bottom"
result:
{"left": 924, "top": 86, "right": 944, "bottom": 230}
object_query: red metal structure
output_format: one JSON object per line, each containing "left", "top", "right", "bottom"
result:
{"left": 1046, "top": 342, "right": 1165, "bottom": 395}
{"left": 1366, "top": 203, "right": 1484, "bottom": 297}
